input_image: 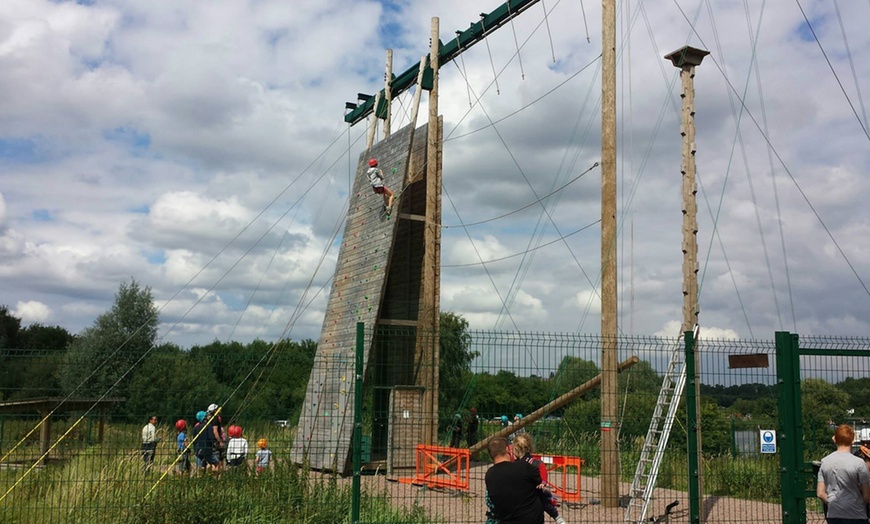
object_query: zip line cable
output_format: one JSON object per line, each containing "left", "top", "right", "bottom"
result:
{"left": 444, "top": 56, "right": 600, "bottom": 143}
{"left": 441, "top": 162, "right": 599, "bottom": 228}
{"left": 744, "top": 0, "right": 797, "bottom": 331}
{"left": 1, "top": 119, "right": 368, "bottom": 498}
{"left": 699, "top": 0, "right": 785, "bottom": 332}
{"left": 795, "top": 0, "right": 870, "bottom": 144}
{"left": 443, "top": 219, "right": 601, "bottom": 268}
{"left": 833, "top": 0, "right": 869, "bottom": 131}
{"left": 672, "top": 0, "right": 870, "bottom": 300}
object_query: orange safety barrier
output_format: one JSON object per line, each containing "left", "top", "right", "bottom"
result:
{"left": 531, "top": 453, "right": 585, "bottom": 502}
{"left": 398, "top": 444, "right": 471, "bottom": 491}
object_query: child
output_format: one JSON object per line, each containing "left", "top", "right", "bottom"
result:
{"left": 366, "top": 158, "right": 395, "bottom": 215}
{"left": 175, "top": 419, "right": 191, "bottom": 474}
{"left": 226, "top": 425, "right": 249, "bottom": 468}
{"left": 513, "top": 433, "right": 566, "bottom": 524}
{"left": 256, "top": 438, "right": 272, "bottom": 474}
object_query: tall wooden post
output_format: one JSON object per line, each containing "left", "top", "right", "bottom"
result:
{"left": 600, "top": 0, "right": 619, "bottom": 508}
{"left": 384, "top": 49, "right": 393, "bottom": 139}
{"left": 366, "top": 92, "right": 381, "bottom": 150}
{"left": 39, "top": 410, "right": 51, "bottom": 465}
{"left": 417, "top": 16, "right": 441, "bottom": 446}
{"left": 665, "top": 44, "right": 708, "bottom": 523}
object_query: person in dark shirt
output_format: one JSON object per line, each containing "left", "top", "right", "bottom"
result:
{"left": 485, "top": 436, "right": 543, "bottom": 524}
{"left": 449, "top": 414, "right": 463, "bottom": 448}
{"left": 466, "top": 408, "right": 480, "bottom": 448}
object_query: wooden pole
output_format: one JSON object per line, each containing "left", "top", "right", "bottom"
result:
{"left": 416, "top": 17, "right": 441, "bottom": 446}
{"left": 384, "top": 49, "right": 393, "bottom": 139}
{"left": 600, "top": 0, "right": 619, "bottom": 509}
{"left": 680, "top": 60, "right": 703, "bottom": 523}
{"left": 665, "top": 44, "right": 708, "bottom": 521}
{"left": 39, "top": 410, "right": 51, "bottom": 465}
{"left": 404, "top": 57, "right": 428, "bottom": 186}
{"left": 469, "top": 356, "right": 639, "bottom": 457}
{"left": 366, "top": 92, "right": 382, "bottom": 150}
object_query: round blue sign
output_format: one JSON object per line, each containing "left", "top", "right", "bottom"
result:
{"left": 762, "top": 431, "right": 774, "bottom": 443}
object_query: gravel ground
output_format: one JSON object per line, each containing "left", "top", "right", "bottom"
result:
{"left": 352, "top": 461, "right": 827, "bottom": 523}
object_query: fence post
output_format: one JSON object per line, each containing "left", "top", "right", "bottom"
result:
{"left": 684, "top": 330, "right": 701, "bottom": 524}
{"left": 776, "top": 331, "right": 805, "bottom": 524}
{"left": 351, "top": 322, "right": 364, "bottom": 524}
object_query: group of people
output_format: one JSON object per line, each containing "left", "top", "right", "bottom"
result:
{"left": 817, "top": 423, "right": 870, "bottom": 523}
{"left": 485, "top": 432, "right": 567, "bottom": 524}
{"left": 140, "top": 404, "right": 273, "bottom": 474}
{"left": 448, "top": 407, "right": 481, "bottom": 449}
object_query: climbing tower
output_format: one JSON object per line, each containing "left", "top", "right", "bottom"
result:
{"left": 291, "top": 119, "right": 442, "bottom": 473}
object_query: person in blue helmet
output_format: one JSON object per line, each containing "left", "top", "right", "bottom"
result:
{"left": 192, "top": 410, "right": 219, "bottom": 472}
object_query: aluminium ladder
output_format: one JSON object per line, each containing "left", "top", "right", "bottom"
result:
{"left": 624, "top": 329, "right": 694, "bottom": 523}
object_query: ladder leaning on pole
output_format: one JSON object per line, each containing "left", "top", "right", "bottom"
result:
{"left": 624, "top": 328, "right": 695, "bottom": 523}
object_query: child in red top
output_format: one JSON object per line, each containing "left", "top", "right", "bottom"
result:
{"left": 513, "top": 433, "right": 566, "bottom": 524}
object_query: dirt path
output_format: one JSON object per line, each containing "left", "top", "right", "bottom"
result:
{"left": 351, "top": 462, "right": 825, "bottom": 523}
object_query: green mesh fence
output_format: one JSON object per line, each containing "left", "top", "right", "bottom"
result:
{"left": 1, "top": 330, "right": 868, "bottom": 523}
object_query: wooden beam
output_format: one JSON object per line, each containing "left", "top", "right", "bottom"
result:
{"left": 469, "top": 356, "right": 639, "bottom": 457}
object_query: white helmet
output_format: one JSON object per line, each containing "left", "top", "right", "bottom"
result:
{"left": 207, "top": 403, "right": 219, "bottom": 413}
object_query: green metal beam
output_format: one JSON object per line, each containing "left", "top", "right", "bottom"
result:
{"left": 344, "top": 0, "right": 544, "bottom": 125}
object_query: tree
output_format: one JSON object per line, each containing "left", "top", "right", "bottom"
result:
{"left": 438, "top": 311, "right": 479, "bottom": 422}
{"left": 19, "top": 323, "right": 74, "bottom": 350}
{"left": 802, "top": 378, "right": 850, "bottom": 453}
{"left": 0, "top": 311, "right": 73, "bottom": 400}
{"left": 0, "top": 305, "right": 22, "bottom": 349}
{"left": 61, "top": 279, "right": 159, "bottom": 397}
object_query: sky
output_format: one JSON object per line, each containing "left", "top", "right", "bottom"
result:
{"left": 1, "top": 0, "right": 869, "bottom": 350}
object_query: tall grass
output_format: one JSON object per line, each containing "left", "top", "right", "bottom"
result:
{"left": 0, "top": 445, "right": 431, "bottom": 524}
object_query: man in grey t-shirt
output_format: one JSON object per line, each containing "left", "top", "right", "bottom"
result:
{"left": 817, "top": 424, "right": 870, "bottom": 523}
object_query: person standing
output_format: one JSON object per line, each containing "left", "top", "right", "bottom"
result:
{"left": 817, "top": 424, "right": 870, "bottom": 524}
{"left": 141, "top": 415, "right": 159, "bottom": 469}
{"left": 175, "top": 419, "right": 191, "bottom": 475}
{"left": 226, "top": 425, "right": 249, "bottom": 468}
{"left": 485, "top": 436, "right": 543, "bottom": 524}
{"left": 193, "top": 410, "right": 219, "bottom": 472}
{"left": 466, "top": 408, "right": 480, "bottom": 448}
{"left": 449, "top": 414, "right": 463, "bottom": 448}
{"left": 256, "top": 438, "right": 272, "bottom": 474}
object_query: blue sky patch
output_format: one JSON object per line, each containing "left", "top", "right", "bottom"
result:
{"left": 795, "top": 14, "right": 825, "bottom": 43}
{"left": 0, "top": 138, "right": 41, "bottom": 164}
{"left": 103, "top": 127, "right": 151, "bottom": 153}
{"left": 145, "top": 250, "right": 167, "bottom": 265}
{"left": 32, "top": 209, "right": 53, "bottom": 222}
{"left": 129, "top": 204, "right": 150, "bottom": 214}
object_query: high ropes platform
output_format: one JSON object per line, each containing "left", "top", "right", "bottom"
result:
{"left": 291, "top": 120, "right": 441, "bottom": 473}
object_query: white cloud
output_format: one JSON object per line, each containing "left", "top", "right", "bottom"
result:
{"left": 14, "top": 300, "right": 51, "bottom": 324}
{"left": 0, "top": 0, "right": 868, "bottom": 352}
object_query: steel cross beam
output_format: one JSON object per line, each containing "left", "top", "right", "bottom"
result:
{"left": 344, "top": 0, "right": 543, "bottom": 125}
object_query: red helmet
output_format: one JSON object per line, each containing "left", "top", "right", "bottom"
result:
{"left": 175, "top": 419, "right": 186, "bottom": 431}
{"left": 228, "top": 425, "right": 243, "bottom": 438}
{"left": 368, "top": 158, "right": 378, "bottom": 167}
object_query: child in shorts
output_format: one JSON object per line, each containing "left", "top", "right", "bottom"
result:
{"left": 256, "top": 438, "right": 272, "bottom": 474}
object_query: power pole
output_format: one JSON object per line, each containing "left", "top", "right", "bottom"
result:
{"left": 665, "top": 44, "right": 708, "bottom": 523}
{"left": 600, "top": 0, "right": 619, "bottom": 508}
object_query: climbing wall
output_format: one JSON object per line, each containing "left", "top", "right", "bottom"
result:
{"left": 291, "top": 121, "right": 432, "bottom": 472}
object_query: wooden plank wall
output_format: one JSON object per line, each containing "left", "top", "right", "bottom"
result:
{"left": 291, "top": 121, "right": 431, "bottom": 472}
